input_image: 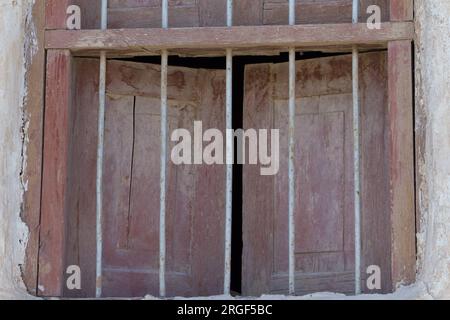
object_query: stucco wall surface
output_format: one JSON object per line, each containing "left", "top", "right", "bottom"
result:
{"left": 414, "top": 0, "right": 450, "bottom": 300}
{"left": 0, "top": 0, "right": 33, "bottom": 299}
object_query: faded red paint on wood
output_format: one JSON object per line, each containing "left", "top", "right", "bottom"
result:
{"left": 390, "top": 0, "right": 414, "bottom": 21}
{"left": 388, "top": 40, "right": 416, "bottom": 288}
{"left": 44, "top": 0, "right": 401, "bottom": 31}
{"left": 33, "top": 0, "right": 414, "bottom": 300}
{"left": 243, "top": 52, "right": 392, "bottom": 295}
{"left": 45, "top": 0, "right": 392, "bottom": 30}
{"left": 39, "top": 50, "right": 72, "bottom": 297}
{"left": 106, "top": 0, "right": 389, "bottom": 28}
{"left": 109, "top": 0, "right": 200, "bottom": 28}
{"left": 190, "top": 69, "right": 227, "bottom": 296}
{"left": 46, "top": 0, "right": 100, "bottom": 30}
{"left": 359, "top": 52, "right": 393, "bottom": 292}
{"left": 22, "top": 0, "right": 46, "bottom": 295}
{"left": 241, "top": 64, "right": 274, "bottom": 295}
{"left": 63, "top": 58, "right": 99, "bottom": 297}
{"left": 63, "top": 59, "right": 226, "bottom": 298}
{"left": 45, "top": 0, "right": 71, "bottom": 29}
{"left": 264, "top": 0, "right": 389, "bottom": 25}
{"left": 45, "top": 22, "right": 414, "bottom": 53}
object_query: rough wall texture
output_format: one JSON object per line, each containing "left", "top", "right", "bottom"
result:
{"left": 0, "top": 0, "right": 449, "bottom": 299}
{"left": 415, "top": 0, "right": 450, "bottom": 299}
{"left": 0, "top": 0, "right": 34, "bottom": 299}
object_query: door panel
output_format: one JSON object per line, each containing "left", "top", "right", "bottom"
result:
{"left": 66, "top": 59, "right": 226, "bottom": 298}
{"left": 272, "top": 94, "right": 355, "bottom": 294}
{"left": 243, "top": 52, "right": 391, "bottom": 296}
{"left": 102, "top": 96, "right": 196, "bottom": 297}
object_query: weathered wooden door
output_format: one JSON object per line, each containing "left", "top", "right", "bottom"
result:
{"left": 242, "top": 52, "right": 392, "bottom": 296}
{"left": 65, "top": 59, "right": 226, "bottom": 298}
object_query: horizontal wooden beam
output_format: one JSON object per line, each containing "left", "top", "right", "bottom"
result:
{"left": 45, "top": 22, "right": 414, "bottom": 53}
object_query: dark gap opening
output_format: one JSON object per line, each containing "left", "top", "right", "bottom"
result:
{"left": 231, "top": 58, "right": 244, "bottom": 295}
{"left": 126, "top": 97, "right": 137, "bottom": 250}
{"left": 116, "top": 50, "right": 352, "bottom": 295}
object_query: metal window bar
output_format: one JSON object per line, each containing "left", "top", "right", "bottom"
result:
{"left": 160, "top": 0, "right": 169, "bottom": 298}
{"left": 95, "top": 0, "right": 108, "bottom": 299}
{"left": 224, "top": 0, "right": 234, "bottom": 296}
{"left": 352, "top": 0, "right": 362, "bottom": 296}
{"left": 288, "top": 0, "right": 296, "bottom": 296}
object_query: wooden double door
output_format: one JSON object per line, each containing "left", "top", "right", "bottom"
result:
{"left": 64, "top": 52, "right": 390, "bottom": 297}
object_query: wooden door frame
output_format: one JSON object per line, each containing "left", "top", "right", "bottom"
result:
{"left": 22, "top": 0, "right": 46, "bottom": 296}
{"left": 22, "top": 0, "right": 416, "bottom": 297}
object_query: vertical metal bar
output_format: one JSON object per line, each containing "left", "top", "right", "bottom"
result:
{"left": 162, "top": 0, "right": 168, "bottom": 29}
{"left": 101, "top": 0, "right": 108, "bottom": 30}
{"left": 224, "top": 0, "right": 233, "bottom": 296}
{"left": 352, "top": 0, "right": 362, "bottom": 296}
{"left": 160, "top": 0, "right": 169, "bottom": 298}
{"left": 289, "top": 0, "right": 296, "bottom": 26}
{"left": 96, "top": 0, "right": 108, "bottom": 299}
{"left": 288, "top": 0, "right": 296, "bottom": 296}
{"left": 227, "top": 0, "right": 233, "bottom": 28}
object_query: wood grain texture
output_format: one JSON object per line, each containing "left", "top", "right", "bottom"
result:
{"left": 46, "top": 0, "right": 392, "bottom": 30}
{"left": 105, "top": 0, "right": 389, "bottom": 28}
{"left": 64, "top": 59, "right": 226, "bottom": 298}
{"left": 270, "top": 271, "right": 355, "bottom": 295}
{"left": 360, "top": 52, "right": 392, "bottom": 293}
{"left": 45, "top": 22, "right": 414, "bottom": 52}
{"left": 45, "top": 0, "right": 71, "bottom": 29}
{"left": 390, "top": 0, "right": 414, "bottom": 21}
{"left": 242, "top": 64, "right": 274, "bottom": 295}
{"left": 108, "top": 0, "right": 264, "bottom": 28}
{"left": 243, "top": 52, "right": 392, "bottom": 295}
{"left": 63, "top": 58, "right": 100, "bottom": 298}
{"left": 22, "top": 0, "right": 46, "bottom": 296}
{"left": 108, "top": 0, "right": 207, "bottom": 28}
{"left": 264, "top": 0, "right": 389, "bottom": 25}
{"left": 75, "top": 0, "right": 101, "bottom": 29}
{"left": 270, "top": 93, "right": 354, "bottom": 295}
{"left": 190, "top": 69, "right": 227, "bottom": 296}
{"left": 388, "top": 40, "right": 416, "bottom": 288}
{"left": 38, "top": 50, "right": 73, "bottom": 297}
{"left": 46, "top": 0, "right": 100, "bottom": 29}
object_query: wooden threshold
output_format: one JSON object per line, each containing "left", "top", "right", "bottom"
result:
{"left": 45, "top": 22, "right": 413, "bottom": 57}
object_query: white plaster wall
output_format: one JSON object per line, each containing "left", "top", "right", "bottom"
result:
{"left": 0, "top": 0, "right": 449, "bottom": 300}
{"left": 415, "top": 0, "right": 450, "bottom": 299}
{"left": 0, "top": 0, "right": 33, "bottom": 299}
